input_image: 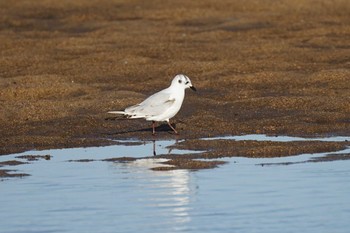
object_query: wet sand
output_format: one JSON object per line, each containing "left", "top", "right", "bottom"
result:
{"left": 1, "top": 0, "right": 350, "bottom": 161}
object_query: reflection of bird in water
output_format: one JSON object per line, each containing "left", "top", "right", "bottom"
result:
{"left": 127, "top": 161, "right": 194, "bottom": 227}
{"left": 152, "top": 140, "right": 174, "bottom": 156}
{"left": 108, "top": 74, "right": 196, "bottom": 135}
{"left": 153, "top": 140, "right": 156, "bottom": 156}
{"left": 108, "top": 139, "right": 197, "bottom": 228}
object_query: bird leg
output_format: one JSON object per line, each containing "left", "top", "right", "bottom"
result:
{"left": 167, "top": 121, "right": 178, "bottom": 134}
{"left": 152, "top": 121, "right": 156, "bottom": 135}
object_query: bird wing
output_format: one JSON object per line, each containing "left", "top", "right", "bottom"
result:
{"left": 124, "top": 91, "right": 175, "bottom": 118}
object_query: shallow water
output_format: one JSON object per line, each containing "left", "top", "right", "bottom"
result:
{"left": 204, "top": 134, "right": 350, "bottom": 142}
{"left": 1, "top": 135, "right": 350, "bottom": 233}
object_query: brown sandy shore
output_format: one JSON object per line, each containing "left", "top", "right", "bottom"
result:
{"left": 1, "top": 0, "right": 350, "bottom": 172}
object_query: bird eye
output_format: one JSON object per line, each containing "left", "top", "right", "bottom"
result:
{"left": 178, "top": 79, "right": 182, "bottom": 84}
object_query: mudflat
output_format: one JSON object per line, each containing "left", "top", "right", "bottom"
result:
{"left": 1, "top": 0, "right": 349, "bottom": 156}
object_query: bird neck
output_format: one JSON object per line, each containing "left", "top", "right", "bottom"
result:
{"left": 169, "top": 84, "right": 185, "bottom": 93}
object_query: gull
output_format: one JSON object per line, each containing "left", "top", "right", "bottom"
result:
{"left": 108, "top": 74, "right": 196, "bottom": 135}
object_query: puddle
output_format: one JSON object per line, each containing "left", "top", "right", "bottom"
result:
{"left": 0, "top": 139, "right": 197, "bottom": 176}
{"left": 204, "top": 134, "right": 350, "bottom": 142}
{"left": 1, "top": 135, "right": 350, "bottom": 233}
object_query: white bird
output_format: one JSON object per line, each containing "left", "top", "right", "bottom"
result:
{"left": 108, "top": 74, "right": 196, "bottom": 135}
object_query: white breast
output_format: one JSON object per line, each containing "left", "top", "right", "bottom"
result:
{"left": 146, "top": 89, "right": 185, "bottom": 122}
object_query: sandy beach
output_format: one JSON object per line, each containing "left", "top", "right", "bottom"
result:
{"left": 1, "top": 0, "right": 349, "bottom": 159}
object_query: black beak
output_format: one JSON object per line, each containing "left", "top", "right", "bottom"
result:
{"left": 190, "top": 86, "right": 197, "bottom": 91}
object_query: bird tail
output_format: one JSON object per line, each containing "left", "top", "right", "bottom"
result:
{"left": 108, "top": 111, "right": 126, "bottom": 115}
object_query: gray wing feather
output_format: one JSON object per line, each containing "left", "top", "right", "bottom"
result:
{"left": 124, "top": 91, "right": 174, "bottom": 118}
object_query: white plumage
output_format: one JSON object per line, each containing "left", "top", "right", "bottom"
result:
{"left": 108, "top": 74, "right": 196, "bottom": 135}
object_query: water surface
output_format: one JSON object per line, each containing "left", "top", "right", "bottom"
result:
{"left": 1, "top": 135, "right": 350, "bottom": 233}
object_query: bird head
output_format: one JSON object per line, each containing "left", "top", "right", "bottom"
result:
{"left": 171, "top": 74, "right": 197, "bottom": 91}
